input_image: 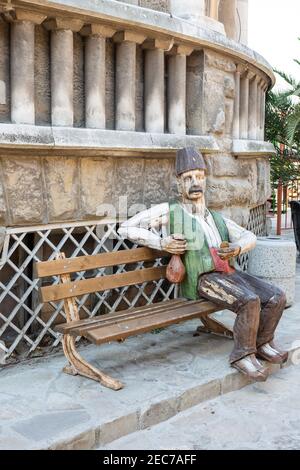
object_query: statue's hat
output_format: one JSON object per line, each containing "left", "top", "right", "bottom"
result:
{"left": 175, "top": 147, "right": 207, "bottom": 176}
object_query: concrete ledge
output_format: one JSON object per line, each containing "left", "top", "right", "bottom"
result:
{"left": 8, "top": 0, "right": 274, "bottom": 84}
{"left": 233, "top": 139, "right": 276, "bottom": 158}
{"left": 0, "top": 124, "right": 219, "bottom": 157}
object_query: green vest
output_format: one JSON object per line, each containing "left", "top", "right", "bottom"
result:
{"left": 169, "top": 202, "right": 229, "bottom": 300}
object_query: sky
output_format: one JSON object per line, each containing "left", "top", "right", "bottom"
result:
{"left": 248, "top": 0, "right": 300, "bottom": 90}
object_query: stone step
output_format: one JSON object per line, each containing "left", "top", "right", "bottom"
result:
{"left": 101, "top": 363, "right": 300, "bottom": 450}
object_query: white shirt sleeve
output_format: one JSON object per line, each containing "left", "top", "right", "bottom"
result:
{"left": 224, "top": 217, "right": 257, "bottom": 254}
{"left": 118, "top": 203, "right": 170, "bottom": 250}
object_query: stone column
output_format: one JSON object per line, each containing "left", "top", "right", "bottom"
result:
{"left": 167, "top": 45, "right": 193, "bottom": 135}
{"left": 256, "top": 78, "right": 264, "bottom": 141}
{"left": 113, "top": 30, "right": 146, "bottom": 131}
{"left": 169, "top": 0, "right": 206, "bottom": 23}
{"left": 143, "top": 38, "right": 173, "bottom": 133}
{"left": 260, "top": 83, "right": 268, "bottom": 141}
{"left": 248, "top": 73, "right": 259, "bottom": 140}
{"left": 209, "top": 0, "right": 221, "bottom": 20}
{"left": 219, "top": 0, "right": 238, "bottom": 41}
{"left": 81, "top": 24, "right": 115, "bottom": 129}
{"left": 44, "top": 18, "right": 83, "bottom": 127}
{"left": 233, "top": 65, "right": 242, "bottom": 139}
{"left": 9, "top": 10, "right": 46, "bottom": 124}
{"left": 239, "top": 69, "right": 250, "bottom": 139}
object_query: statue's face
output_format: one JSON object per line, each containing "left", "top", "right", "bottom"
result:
{"left": 177, "top": 169, "right": 206, "bottom": 201}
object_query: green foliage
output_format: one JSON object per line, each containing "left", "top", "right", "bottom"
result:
{"left": 272, "top": 38, "right": 300, "bottom": 146}
{"left": 270, "top": 154, "right": 300, "bottom": 188}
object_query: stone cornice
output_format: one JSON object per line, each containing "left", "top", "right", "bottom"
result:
{"left": 0, "top": 0, "right": 275, "bottom": 86}
{"left": 233, "top": 140, "right": 276, "bottom": 158}
{"left": 0, "top": 124, "right": 219, "bottom": 157}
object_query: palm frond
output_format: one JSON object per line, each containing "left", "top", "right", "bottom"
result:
{"left": 274, "top": 69, "right": 298, "bottom": 88}
{"left": 286, "top": 106, "right": 300, "bottom": 144}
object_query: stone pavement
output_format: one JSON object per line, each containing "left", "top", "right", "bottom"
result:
{"left": 0, "top": 257, "right": 299, "bottom": 450}
{"left": 102, "top": 363, "right": 300, "bottom": 450}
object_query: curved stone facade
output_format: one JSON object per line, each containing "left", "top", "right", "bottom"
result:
{"left": 0, "top": 0, "right": 274, "bottom": 230}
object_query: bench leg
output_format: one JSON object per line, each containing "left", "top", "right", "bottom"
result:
{"left": 195, "top": 315, "right": 233, "bottom": 339}
{"left": 62, "top": 335, "right": 124, "bottom": 391}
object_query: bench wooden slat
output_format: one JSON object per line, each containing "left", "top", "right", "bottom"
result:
{"left": 84, "top": 300, "right": 219, "bottom": 345}
{"left": 41, "top": 265, "right": 167, "bottom": 302}
{"left": 63, "top": 300, "right": 204, "bottom": 336}
{"left": 55, "top": 298, "right": 186, "bottom": 334}
{"left": 36, "top": 247, "right": 167, "bottom": 278}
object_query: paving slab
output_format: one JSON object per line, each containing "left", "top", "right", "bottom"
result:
{"left": 0, "top": 261, "right": 299, "bottom": 450}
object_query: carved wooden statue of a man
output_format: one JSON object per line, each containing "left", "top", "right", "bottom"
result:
{"left": 119, "top": 147, "right": 288, "bottom": 381}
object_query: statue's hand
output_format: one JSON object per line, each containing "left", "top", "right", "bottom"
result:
{"left": 161, "top": 234, "right": 187, "bottom": 255}
{"left": 217, "top": 243, "right": 241, "bottom": 260}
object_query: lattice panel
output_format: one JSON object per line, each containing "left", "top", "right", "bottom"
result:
{"left": 238, "top": 204, "right": 267, "bottom": 271}
{"left": 0, "top": 221, "right": 176, "bottom": 364}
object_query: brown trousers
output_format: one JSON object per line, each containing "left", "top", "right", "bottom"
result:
{"left": 198, "top": 270, "right": 287, "bottom": 363}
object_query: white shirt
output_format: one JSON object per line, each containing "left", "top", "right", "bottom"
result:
{"left": 118, "top": 202, "right": 256, "bottom": 254}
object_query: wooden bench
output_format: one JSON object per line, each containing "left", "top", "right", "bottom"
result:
{"left": 36, "top": 247, "right": 232, "bottom": 391}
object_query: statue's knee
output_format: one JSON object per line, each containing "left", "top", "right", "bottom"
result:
{"left": 272, "top": 289, "right": 287, "bottom": 310}
{"left": 242, "top": 294, "right": 261, "bottom": 311}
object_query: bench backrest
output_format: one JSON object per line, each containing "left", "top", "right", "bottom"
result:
{"left": 36, "top": 247, "right": 169, "bottom": 303}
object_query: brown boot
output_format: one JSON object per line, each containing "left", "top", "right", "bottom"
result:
{"left": 232, "top": 354, "right": 269, "bottom": 382}
{"left": 257, "top": 342, "right": 288, "bottom": 364}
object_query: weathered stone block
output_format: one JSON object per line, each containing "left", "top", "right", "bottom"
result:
{"left": 224, "top": 75, "right": 235, "bottom": 99}
{"left": 221, "top": 370, "right": 251, "bottom": 394}
{"left": 178, "top": 379, "right": 221, "bottom": 412}
{"left": 206, "top": 176, "right": 253, "bottom": 208}
{"left": 143, "top": 159, "right": 173, "bottom": 206}
{"left": 98, "top": 412, "right": 139, "bottom": 446}
{"left": 44, "top": 157, "right": 79, "bottom": 222}
{"left": 225, "top": 98, "right": 234, "bottom": 136}
{"left": 115, "top": 158, "right": 144, "bottom": 208}
{"left": 206, "top": 154, "right": 239, "bottom": 177}
{"left": 256, "top": 159, "right": 271, "bottom": 204}
{"left": 2, "top": 157, "right": 44, "bottom": 224}
{"left": 204, "top": 50, "right": 236, "bottom": 73}
{"left": 228, "top": 206, "right": 250, "bottom": 227}
{"left": 140, "top": 396, "right": 180, "bottom": 429}
{"left": 80, "top": 157, "right": 114, "bottom": 218}
{"left": 51, "top": 429, "right": 95, "bottom": 450}
{"left": 203, "top": 78, "right": 225, "bottom": 135}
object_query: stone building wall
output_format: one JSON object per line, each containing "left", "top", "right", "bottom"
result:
{"left": 0, "top": 0, "right": 271, "bottom": 230}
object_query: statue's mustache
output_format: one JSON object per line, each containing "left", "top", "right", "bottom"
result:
{"left": 189, "top": 187, "right": 204, "bottom": 194}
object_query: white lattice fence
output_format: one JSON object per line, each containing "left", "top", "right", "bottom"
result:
{"left": 0, "top": 220, "right": 176, "bottom": 364}
{"left": 238, "top": 204, "right": 267, "bottom": 271}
